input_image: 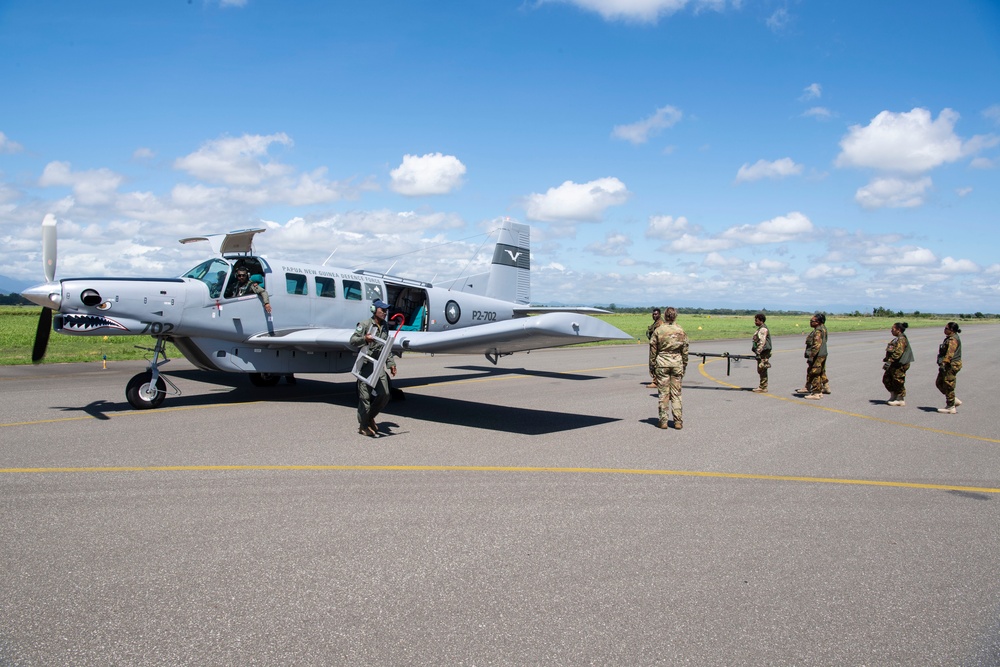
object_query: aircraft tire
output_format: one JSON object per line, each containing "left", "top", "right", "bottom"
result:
{"left": 248, "top": 372, "right": 281, "bottom": 387}
{"left": 125, "top": 372, "right": 167, "bottom": 410}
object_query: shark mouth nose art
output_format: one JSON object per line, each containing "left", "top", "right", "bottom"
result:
{"left": 57, "top": 313, "right": 129, "bottom": 332}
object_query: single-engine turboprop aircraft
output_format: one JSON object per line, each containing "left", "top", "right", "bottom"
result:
{"left": 23, "top": 215, "right": 632, "bottom": 409}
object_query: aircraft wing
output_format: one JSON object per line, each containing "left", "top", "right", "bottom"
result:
{"left": 396, "top": 312, "right": 632, "bottom": 355}
{"left": 512, "top": 306, "right": 612, "bottom": 315}
{"left": 245, "top": 312, "right": 632, "bottom": 355}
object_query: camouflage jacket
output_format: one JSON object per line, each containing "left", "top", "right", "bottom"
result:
{"left": 646, "top": 317, "right": 664, "bottom": 340}
{"left": 884, "top": 334, "right": 914, "bottom": 365}
{"left": 752, "top": 324, "right": 771, "bottom": 356}
{"left": 937, "top": 334, "right": 961, "bottom": 365}
{"left": 804, "top": 324, "right": 827, "bottom": 361}
{"left": 649, "top": 322, "right": 689, "bottom": 371}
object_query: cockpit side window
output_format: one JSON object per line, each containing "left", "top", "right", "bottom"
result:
{"left": 224, "top": 258, "right": 268, "bottom": 298}
{"left": 183, "top": 258, "right": 231, "bottom": 298}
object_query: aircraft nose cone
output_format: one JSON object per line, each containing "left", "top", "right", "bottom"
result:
{"left": 22, "top": 282, "right": 62, "bottom": 310}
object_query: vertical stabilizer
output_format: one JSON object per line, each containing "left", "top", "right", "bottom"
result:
{"left": 486, "top": 219, "right": 530, "bottom": 304}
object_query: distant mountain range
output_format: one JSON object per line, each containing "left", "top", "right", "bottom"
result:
{"left": 0, "top": 275, "right": 32, "bottom": 295}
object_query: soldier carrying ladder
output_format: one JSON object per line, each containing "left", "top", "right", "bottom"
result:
{"left": 350, "top": 299, "right": 404, "bottom": 437}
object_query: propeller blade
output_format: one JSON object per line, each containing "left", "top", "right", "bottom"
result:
{"left": 32, "top": 307, "right": 52, "bottom": 364}
{"left": 42, "top": 213, "right": 57, "bottom": 283}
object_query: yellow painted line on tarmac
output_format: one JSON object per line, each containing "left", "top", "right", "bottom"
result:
{"left": 698, "top": 358, "right": 1000, "bottom": 444}
{"left": 0, "top": 463, "right": 998, "bottom": 494}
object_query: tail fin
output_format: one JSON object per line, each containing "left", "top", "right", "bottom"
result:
{"left": 485, "top": 219, "right": 530, "bottom": 304}
{"left": 440, "top": 219, "right": 531, "bottom": 304}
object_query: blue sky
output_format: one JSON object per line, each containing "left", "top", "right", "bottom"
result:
{"left": 1, "top": 0, "right": 998, "bottom": 312}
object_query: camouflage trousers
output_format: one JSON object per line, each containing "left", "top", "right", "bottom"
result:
{"left": 357, "top": 372, "right": 391, "bottom": 425}
{"left": 935, "top": 360, "right": 962, "bottom": 407}
{"left": 805, "top": 355, "right": 828, "bottom": 394}
{"left": 881, "top": 362, "right": 910, "bottom": 398}
{"left": 756, "top": 352, "right": 771, "bottom": 390}
{"left": 655, "top": 366, "right": 684, "bottom": 426}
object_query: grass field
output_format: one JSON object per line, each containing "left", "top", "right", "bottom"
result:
{"left": 0, "top": 305, "right": 991, "bottom": 365}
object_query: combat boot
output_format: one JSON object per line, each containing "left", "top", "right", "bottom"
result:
{"left": 937, "top": 405, "right": 957, "bottom": 414}
{"left": 805, "top": 393, "right": 822, "bottom": 400}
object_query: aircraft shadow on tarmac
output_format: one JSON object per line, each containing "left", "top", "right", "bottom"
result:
{"left": 387, "top": 393, "right": 620, "bottom": 435}
{"left": 440, "top": 365, "right": 607, "bottom": 382}
{"left": 51, "top": 367, "right": 618, "bottom": 434}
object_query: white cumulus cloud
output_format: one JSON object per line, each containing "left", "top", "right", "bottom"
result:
{"left": 669, "top": 233, "right": 734, "bottom": 253}
{"left": 612, "top": 105, "right": 683, "bottom": 144}
{"left": 735, "top": 157, "right": 803, "bottom": 183}
{"left": 835, "top": 108, "right": 963, "bottom": 173}
{"left": 855, "top": 177, "right": 932, "bottom": 209}
{"left": 39, "top": 161, "right": 123, "bottom": 206}
{"left": 0, "top": 131, "right": 24, "bottom": 154}
{"left": 800, "top": 83, "right": 822, "bottom": 100}
{"left": 546, "top": 0, "right": 725, "bottom": 24}
{"left": 523, "top": 177, "right": 630, "bottom": 222}
{"left": 720, "top": 211, "right": 813, "bottom": 244}
{"left": 389, "top": 153, "right": 466, "bottom": 196}
{"left": 645, "top": 214, "right": 690, "bottom": 239}
{"left": 939, "top": 257, "right": 979, "bottom": 273}
{"left": 174, "top": 133, "right": 294, "bottom": 185}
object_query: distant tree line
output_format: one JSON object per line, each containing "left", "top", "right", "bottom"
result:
{"left": 0, "top": 293, "right": 32, "bottom": 306}
{"left": 605, "top": 305, "right": 810, "bottom": 316}
{"left": 865, "top": 306, "right": 994, "bottom": 319}
{"left": 601, "top": 304, "right": 997, "bottom": 319}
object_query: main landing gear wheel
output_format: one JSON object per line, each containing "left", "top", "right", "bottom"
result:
{"left": 126, "top": 371, "right": 167, "bottom": 409}
{"left": 248, "top": 372, "right": 281, "bottom": 387}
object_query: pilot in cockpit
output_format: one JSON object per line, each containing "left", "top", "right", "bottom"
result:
{"left": 227, "top": 268, "right": 272, "bottom": 315}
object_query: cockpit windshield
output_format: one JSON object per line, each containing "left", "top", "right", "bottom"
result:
{"left": 182, "top": 258, "right": 231, "bottom": 298}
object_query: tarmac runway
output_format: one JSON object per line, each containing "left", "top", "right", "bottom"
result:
{"left": 2, "top": 324, "right": 999, "bottom": 665}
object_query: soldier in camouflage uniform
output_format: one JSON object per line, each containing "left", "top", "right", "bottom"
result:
{"left": 649, "top": 307, "right": 689, "bottom": 430}
{"left": 802, "top": 313, "right": 828, "bottom": 400}
{"left": 349, "top": 299, "right": 398, "bottom": 436}
{"left": 882, "top": 322, "right": 914, "bottom": 406}
{"left": 751, "top": 313, "right": 771, "bottom": 393}
{"left": 935, "top": 322, "right": 963, "bottom": 414}
{"left": 645, "top": 308, "right": 663, "bottom": 388}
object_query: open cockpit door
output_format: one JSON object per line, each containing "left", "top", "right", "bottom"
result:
{"left": 180, "top": 228, "right": 266, "bottom": 256}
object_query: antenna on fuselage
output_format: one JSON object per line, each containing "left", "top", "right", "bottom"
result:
{"left": 322, "top": 249, "right": 338, "bottom": 267}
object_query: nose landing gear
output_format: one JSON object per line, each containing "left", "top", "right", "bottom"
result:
{"left": 125, "top": 337, "right": 180, "bottom": 409}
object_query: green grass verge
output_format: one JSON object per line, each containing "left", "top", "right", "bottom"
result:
{"left": 0, "top": 305, "right": 994, "bottom": 365}
{"left": 590, "top": 312, "right": 980, "bottom": 345}
{"left": 0, "top": 306, "right": 181, "bottom": 365}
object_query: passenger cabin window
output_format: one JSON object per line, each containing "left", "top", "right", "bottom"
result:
{"left": 316, "top": 276, "right": 336, "bottom": 298}
{"left": 285, "top": 273, "right": 308, "bottom": 295}
{"left": 343, "top": 280, "right": 362, "bottom": 300}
